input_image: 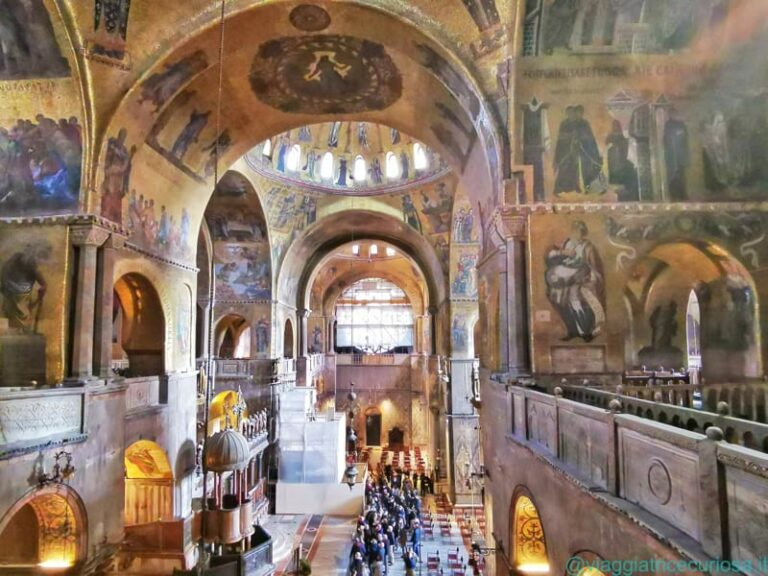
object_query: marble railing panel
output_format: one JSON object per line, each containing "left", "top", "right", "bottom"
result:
{"left": 618, "top": 423, "right": 702, "bottom": 540}
{"left": 0, "top": 388, "right": 84, "bottom": 445}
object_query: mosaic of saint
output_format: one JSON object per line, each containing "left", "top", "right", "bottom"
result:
{"left": 250, "top": 35, "right": 402, "bottom": 114}
{"left": 0, "top": 0, "right": 70, "bottom": 79}
{"left": 545, "top": 220, "right": 606, "bottom": 342}
{"left": 522, "top": 0, "right": 732, "bottom": 57}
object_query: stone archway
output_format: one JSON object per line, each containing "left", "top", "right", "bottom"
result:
{"left": 0, "top": 485, "right": 88, "bottom": 571}
{"left": 113, "top": 273, "right": 166, "bottom": 377}
{"left": 624, "top": 240, "right": 761, "bottom": 380}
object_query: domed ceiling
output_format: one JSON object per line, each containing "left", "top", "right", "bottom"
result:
{"left": 244, "top": 122, "right": 451, "bottom": 195}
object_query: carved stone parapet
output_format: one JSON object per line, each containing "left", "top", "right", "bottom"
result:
{"left": 70, "top": 224, "right": 110, "bottom": 247}
{"left": 717, "top": 450, "right": 768, "bottom": 479}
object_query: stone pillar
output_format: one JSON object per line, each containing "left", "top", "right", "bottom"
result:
{"left": 94, "top": 233, "right": 125, "bottom": 378}
{"left": 498, "top": 211, "right": 530, "bottom": 376}
{"left": 427, "top": 306, "right": 437, "bottom": 356}
{"left": 327, "top": 315, "right": 336, "bottom": 354}
{"left": 70, "top": 225, "right": 109, "bottom": 380}
{"left": 199, "top": 300, "right": 211, "bottom": 360}
{"left": 448, "top": 358, "right": 480, "bottom": 505}
{"left": 298, "top": 308, "right": 310, "bottom": 357}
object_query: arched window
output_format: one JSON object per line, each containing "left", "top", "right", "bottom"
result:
{"left": 262, "top": 138, "right": 272, "bottom": 157}
{"left": 369, "top": 244, "right": 378, "bottom": 257}
{"left": 320, "top": 152, "right": 334, "bottom": 180}
{"left": 335, "top": 278, "right": 414, "bottom": 354}
{"left": 286, "top": 144, "right": 301, "bottom": 172}
{"left": 353, "top": 155, "right": 367, "bottom": 182}
{"left": 413, "top": 143, "right": 429, "bottom": 171}
{"left": 686, "top": 290, "right": 701, "bottom": 380}
{"left": 386, "top": 152, "right": 400, "bottom": 179}
{"left": 511, "top": 492, "right": 550, "bottom": 574}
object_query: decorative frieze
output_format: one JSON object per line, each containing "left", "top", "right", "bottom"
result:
{"left": 0, "top": 391, "right": 84, "bottom": 445}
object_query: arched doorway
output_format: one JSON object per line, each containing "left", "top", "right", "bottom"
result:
{"left": 215, "top": 314, "right": 250, "bottom": 358}
{"left": 283, "top": 319, "right": 294, "bottom": 359}
{"left": 113, "top": 273, "right": 165, "bottom": 377}
{"left": 365, "top": 407, "right": 383, "bottom": 447}
{"left": 0, "top": 486, "right": 87, "bottom": 571}
{"left": 510, "top": 490, "right": 550, "bottom": 575}
{"left": 124, "top": 440, "right": 174, "bottom": 525}
{"left": 626, "top": 241, "right": 761, "bottom": 379}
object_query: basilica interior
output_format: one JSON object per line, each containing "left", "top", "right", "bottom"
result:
{"left": 1, "top": 0, "right": 768, "bottom": 575}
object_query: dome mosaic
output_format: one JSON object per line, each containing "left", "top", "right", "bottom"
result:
{"left": 244, "top": 122, "right": 451, "bottom": 195}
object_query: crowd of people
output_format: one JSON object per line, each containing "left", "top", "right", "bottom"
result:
{"left": 349, "top": 468, "right": 425, "bottom": 576}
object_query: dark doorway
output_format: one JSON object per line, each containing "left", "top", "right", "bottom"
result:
{"left": 365, "top": 411, "right": 382, "bottom": 447}
{"left": 388, "top": 427, "right": 404, "bottom": 450}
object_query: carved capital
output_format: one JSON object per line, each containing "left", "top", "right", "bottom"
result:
{"left": 298, "top": 308, "right": 312, "bottom": 319}
{"left": 104, "top": 233, "right": 127, "bottom": 251}
{"left": 70, "top": 225, "right": 110, "bottom": 247}
{"left": 488, "top": 206, "right": 528, "bottom": 249}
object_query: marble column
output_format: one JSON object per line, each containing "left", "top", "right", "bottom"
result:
{"left": 427, "top": 306, "right": 437, "bottom": 356}
{"left": 497, "top": 211, "right": 530, "bottom": 376}
{"left": 506, "top": 236, "right": 530, "bottom": 375}
{"left": 70, "top": 225, "right": 109, "bottom": 380}
{"left": 94, "top": 233, "right": 125, "bottom": 378}
{"left": 298, "top": 308, "right": 310, "bottom": 357}
{"left": 327, "top": 315, "right": 336, "bottom": 354}
{"left": 199, "top": 300, "right": 211, "bottom": 360}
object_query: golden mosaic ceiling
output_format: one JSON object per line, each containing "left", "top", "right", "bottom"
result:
{"left": 245, "top": 122, "right": 451, "bottom": 195}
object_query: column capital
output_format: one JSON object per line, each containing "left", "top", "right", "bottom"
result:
{"left": 70, "top": 224, "right": 110, "bottom": 247}
{"left": 490, "top": 206, "right": 529, "bottom": 245}
{"left": 298, "top": 308, "right": 312, "bottom": 319}
{"left": 104, "top": 232, "right": 128, "bottom": 250}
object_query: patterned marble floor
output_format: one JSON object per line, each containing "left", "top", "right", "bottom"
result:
{"left": 267, "top": 496, "right": 486, "bottom": 576}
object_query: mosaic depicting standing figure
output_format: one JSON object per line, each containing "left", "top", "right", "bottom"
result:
{"left": 553, "top": 105, "right": 603, "bottom": 195}
{"left": 0, "top": 0, "right": 69, "bottom": 79}
{"left": 663, "top": 109, "right": 690, "bottom": 201}
{"left": 138, "top": 51, "right": 207, "bottom": 111}
{"left": 545, "top": 220, "right": 605, "bottom": 342}
{"left": 171, "top": 109, "right": 210, "bottom": 161}
{"left": 101, "top": 128, "right": 135, "bottom": 222}
{"left": 544, "top": 0, "right": 579, "bottom": 54}
{"left": 0, "top": 243, "right": 51, "bottom": 334}
{"left": 605, "top": 120, "right": 638, "bottom": 202}
{"left": 401, "top": 195, "right": 422, "bottom": 233}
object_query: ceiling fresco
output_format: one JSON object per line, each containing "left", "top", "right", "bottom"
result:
{"left": 250, "top": 35, "right": 403, "bottom": 115}
{"left": 205, "top": 172, "right": 271, "bottom": 302}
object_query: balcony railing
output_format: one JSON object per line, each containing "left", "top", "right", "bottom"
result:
{"left": 500, "top": 382, "right": 768, "bottom": 565}
{"left": 561, "top": 384, "right": 768, "bottom": 450}
{"left": 336, "top": 353, "right": 413, "bottom": 366}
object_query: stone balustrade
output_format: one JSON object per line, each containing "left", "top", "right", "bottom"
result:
{"left": 502, "top": 383, "right": 768, "bottom": 563}
{"left": 560, "top": 384, "right": 768, "bottom": 452}
{"left": 558, "top": 376, "right": 768, "bottom": 423}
